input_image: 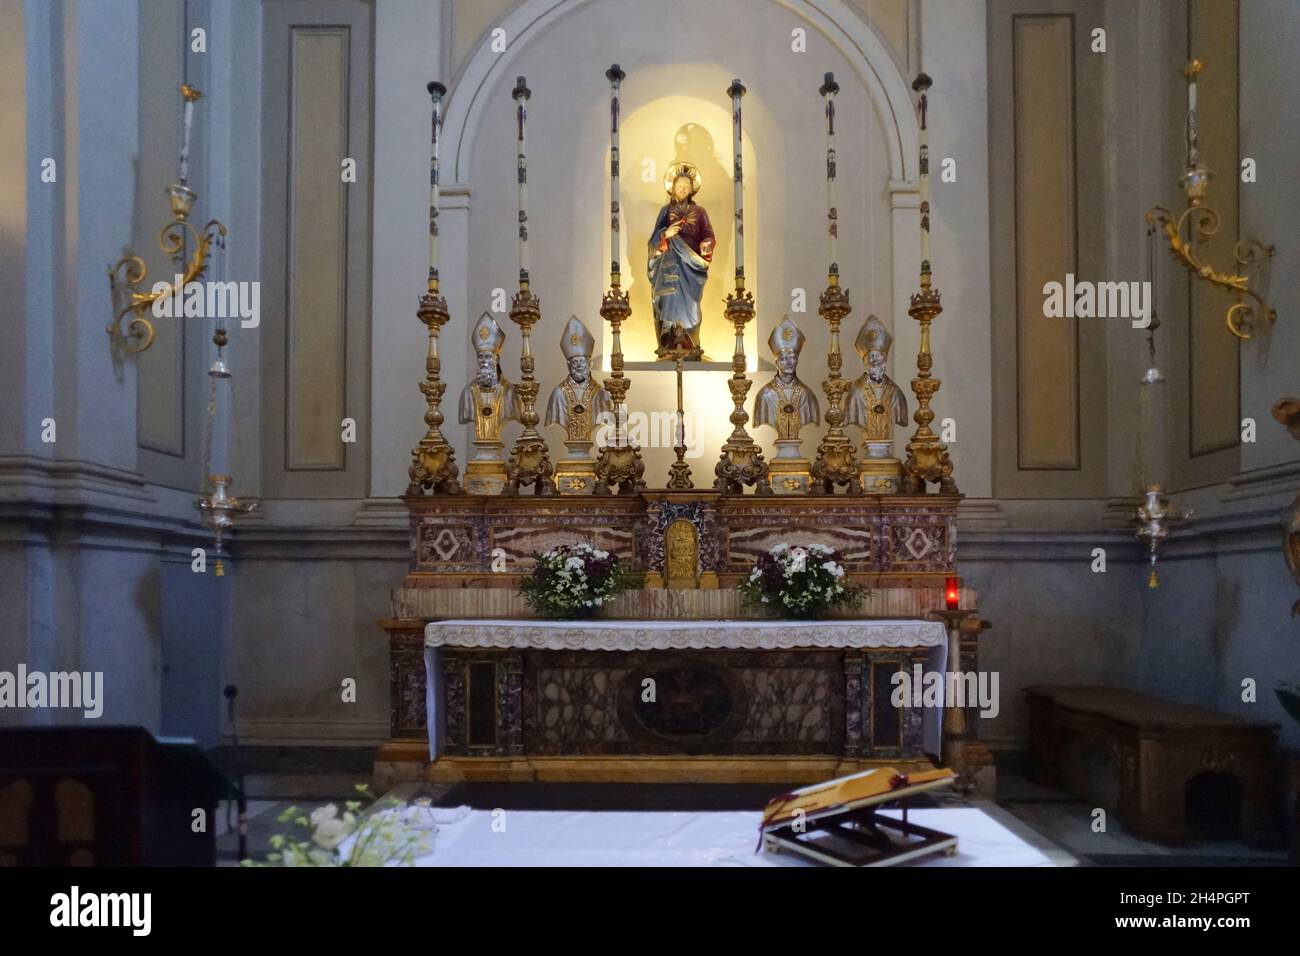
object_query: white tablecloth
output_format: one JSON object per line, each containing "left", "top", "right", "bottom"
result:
{"left": 400, "top": 807, "right": 1056, "bottom": 867}
{"left": 423, "top": 618, "right": 949, "bottom": 758}
{"left": 424, "top": 617, "right": 948, "bottom": 651}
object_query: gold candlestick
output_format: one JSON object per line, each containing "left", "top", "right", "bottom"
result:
{"left": 593, "top": 278, "right": 646, "bottom": 495}
{"left": 504, "top": 280, "right": 555, "bottom": 495}
{"left": 899, "top": 287, "right": 956, "bottom": 494}
{"left": 503, "top": 76, "right": 554, "bottom": 495}
{"left": 713, "top": 280, "right": 772, "bottom": 495}
{"left": 900, "top": 73, "right": 957, "bottom": 495}
{"left": 667, "top": 353, "right": 693, "bottom": 489}
{"left": 406, "top": 81, "right": 459, "bottom": 496}
{"left": 406, "top": 281, "right": 460, "bottom": 495}
{"left": 810, "top": 272, "right": 861, "bottom": 494}
{"left": 593, "top": 64, "right": 645, "bottom": 497}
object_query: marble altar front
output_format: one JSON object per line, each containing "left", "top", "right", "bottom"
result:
{"left": 424, "top": 618, "right": 948, "bottom": 769}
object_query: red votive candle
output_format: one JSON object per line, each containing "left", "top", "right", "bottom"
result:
{"left": 945, "top": 576, "right": 960, "bottom": 610}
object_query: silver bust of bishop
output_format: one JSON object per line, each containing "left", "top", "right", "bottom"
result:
{"left": 545, "top": 315, "right": 612, "bottom": 441}
{"left": 458, "top": 311, "right": 518, "bottom": 444}
{"left": 846, "top": 314, "right": 908, "bottom": 445}
{"left": 754, "top": 315, "right": 820, "bottom": 441}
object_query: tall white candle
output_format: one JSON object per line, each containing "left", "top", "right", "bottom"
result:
{"left": 728, "top": 79, "right": 745, "bottom": 281}
{"left": 914, "top": 74, "right": 932, "bottom": 277}
{"left": 607, "top": 64, "right": 624, "bottom": 280}
{"left": 820, "top": 73, "right": 839, "bottom": 275}
{"left": 427, "top": 81, "right": 446, "bottom": 289}
{"left": 179, "top": 87, "right": 197, "bottom": 186}
{"left": 514, "top": 77, "right": 531, "bottom": 284}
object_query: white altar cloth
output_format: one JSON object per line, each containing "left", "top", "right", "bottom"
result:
{"left": 423, "top": 617, "right": 948, "bottom": 651}
{"left": 402, "top": 807, "right": 1057, "bottom": 867}
{"left": 423, "top": 618, "right": 949, "bottom": 759}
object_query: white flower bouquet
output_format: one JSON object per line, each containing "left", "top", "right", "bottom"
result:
{"left": 244, "top": 784, "right": 434, "bottom": 867}
{"left": 519, "top": 542, "right": 631, "bottom": 620}
{"left": 737, "top": 543, "right": 864, "bottom": 619}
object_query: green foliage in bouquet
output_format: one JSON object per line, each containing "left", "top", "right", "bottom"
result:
{"left": 738, "top": 543, "right": 865, "bottom": 620}
{"left": 243, "top": 784, "right": 433, "bottom": 867}
{"left": 519, "top": 542, "right": 633, "bottom": 620}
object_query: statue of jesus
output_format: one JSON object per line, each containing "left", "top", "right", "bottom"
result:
{"left": 648, "top": 162, "right": 715, "bottom": 357}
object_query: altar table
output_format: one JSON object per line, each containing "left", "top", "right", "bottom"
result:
{"left": 399, "top": 806, "right": 1058, "bottom": 867}
{"left": 423, "top": 618, "right": 949, "bottom": 771}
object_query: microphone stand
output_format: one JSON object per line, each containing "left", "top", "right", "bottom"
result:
{"left": 224, "top": 684, "right": 248, "bottom": 862}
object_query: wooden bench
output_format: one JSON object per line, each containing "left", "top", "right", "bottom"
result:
{"left": 1025, "top": 685, "right": 1278, "bottom": 845}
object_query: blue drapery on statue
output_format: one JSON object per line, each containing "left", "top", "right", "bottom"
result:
{"left": 648, "top": 209, "right": 711, "bottom": 340}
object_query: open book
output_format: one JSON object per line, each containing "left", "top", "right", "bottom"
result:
{"left": 761, "top": 767, "right": 956, "bottom": 831}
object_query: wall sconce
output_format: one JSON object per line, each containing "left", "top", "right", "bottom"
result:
{"left": 107, "top": 84, "right": 226, "bottom": 354}
{"left": 1144, "top": 61, "right": 1276, "bottom": 341}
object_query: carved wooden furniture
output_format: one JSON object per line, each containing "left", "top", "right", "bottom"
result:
{"left": 0, "top": 727, "right": 229, "bottom": 866}
{"left": 1025, "top": 685, "right": 1279, "bottom": 845}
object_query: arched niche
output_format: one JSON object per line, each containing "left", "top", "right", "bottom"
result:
{"left": 442, "top": 0, "right": 917, "bottom": 477}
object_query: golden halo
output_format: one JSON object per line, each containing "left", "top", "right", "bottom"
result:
{"left": 663, "top": 162, "right": 702, "bottom": 197}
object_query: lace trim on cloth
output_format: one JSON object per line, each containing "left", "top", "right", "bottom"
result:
{"left": 424, "top": 618, "right": 946, "bottom": 651}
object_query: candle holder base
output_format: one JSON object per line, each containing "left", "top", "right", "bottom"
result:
{"left": 592, "top": 444, "right": 646, "bottom": 495}
{"left": 811, "top": 280, "right": 862, "bottom": 495}
{"left": 504, "top": 286, "right": 556, "bottom": 496}
{"left": 712, "top": 287, "right": 772, "bottom": 496}
{"left": 667, "top": 455, "right": 694, "bottom": 490}
{"left": 593, "top": 283, "right": 645, "bottom": 496}
{"left": 900, "top": 286, "right": 958, "bottom": 495}
{"left": 810, "top": 437, "right": 862, "bottom": 495}
{"left": 503, "top": 438, "right": 556, "bottom": 496}
{"left": 405, "top": 291, "right": 461, "bottom": 497}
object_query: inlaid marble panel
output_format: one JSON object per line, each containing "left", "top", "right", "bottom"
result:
{"left": 492, "top": 524, "right": 635, "bottom": 569}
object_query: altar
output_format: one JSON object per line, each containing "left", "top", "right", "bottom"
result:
{"left": 373, "top": 61, "right": 991, "bottom": 790}
{"left": 422, "top": 618, "right": 949, "bottom": 779}
{"left": 377, "top": 488, "right": 988, "bottom": 785}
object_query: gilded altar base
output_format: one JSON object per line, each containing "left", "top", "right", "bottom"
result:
{"left": 552, "top": 453, "right": 597, "bottom": 495}
{"left": 859, "top": 449, "right": 903, "bottom": 494}
{"left": 464, "top": 442, "right": 509, "bottom": 495}
{"left": 768, "top": 439, "right": 813, "bottom": 495}
{"left": 768, "top": 460, "right": 813, "bottom": 495}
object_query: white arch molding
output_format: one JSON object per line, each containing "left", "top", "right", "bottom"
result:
{"left": 441, "top": 0, "right": 919, "bottom": 185}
